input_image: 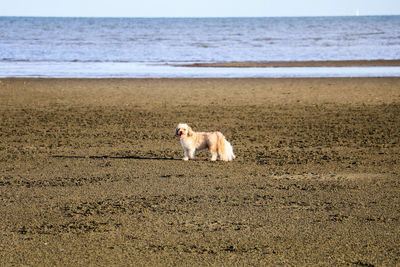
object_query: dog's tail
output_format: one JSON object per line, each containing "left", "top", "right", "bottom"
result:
{"left": 217, "top": 132, "right": 235, "bottom": 161}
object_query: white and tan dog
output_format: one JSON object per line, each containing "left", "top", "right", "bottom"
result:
{"left": 175, "top": 123, "right": 235, "bottom": 161}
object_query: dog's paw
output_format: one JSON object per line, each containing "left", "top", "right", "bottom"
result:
{"left": 182, "top": 157, "right": 189, "bottom": 161}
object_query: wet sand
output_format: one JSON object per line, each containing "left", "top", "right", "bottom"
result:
{"left": 0, "top": 77, "right": 399, "bottom": 266}
{"left": 177, "top": 59, "right": 400, "bottom": 68}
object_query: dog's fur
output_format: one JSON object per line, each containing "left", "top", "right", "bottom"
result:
{"left": 175, "top": 123, "right": 235, "bottom": 161}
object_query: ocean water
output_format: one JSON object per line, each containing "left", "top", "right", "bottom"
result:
{"left": 1, "top": 16, "right": 400, "bottom": 78}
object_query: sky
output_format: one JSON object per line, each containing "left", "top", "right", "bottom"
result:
{"left": 1, "top": 0, "right": 400, "bottom": 18}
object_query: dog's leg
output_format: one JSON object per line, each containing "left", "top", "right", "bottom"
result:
{"left": 183, "top": 149, "right": 189, "bottom": 161}
{"left": 210, "top": 151, "right": 218, "bottom": 161}
{"left": 188, "top": 149, "right": 196, "bottom": 160}
{"left": 210, "top": 146, "right": 218, "bottom": 161}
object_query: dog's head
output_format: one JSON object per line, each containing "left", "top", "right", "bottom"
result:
{"left": 175, "top": 123, "right": 193, "bottom": 139}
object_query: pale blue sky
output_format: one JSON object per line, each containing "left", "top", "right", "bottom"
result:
{"left": 1, "top": 0, "right": 399, "bottom": 17}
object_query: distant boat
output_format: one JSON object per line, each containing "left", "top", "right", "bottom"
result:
{"left": 356, "top": 8, "right": 360, "bottom": 16}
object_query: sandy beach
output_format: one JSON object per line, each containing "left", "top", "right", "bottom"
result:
{"left": 0, "top": 77, "right": 399, "bottom": 266}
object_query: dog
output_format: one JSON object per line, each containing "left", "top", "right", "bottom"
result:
{"left": 175, "top": 123, "right": 235, "bottom": 161}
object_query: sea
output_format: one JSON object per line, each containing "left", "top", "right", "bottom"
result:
{"left": 1, "top": 16, "right": 400, "bottom": 78}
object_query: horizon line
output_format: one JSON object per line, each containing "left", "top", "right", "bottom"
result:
{"left": 1, "top": 14, "right": 400, "bottom": 19}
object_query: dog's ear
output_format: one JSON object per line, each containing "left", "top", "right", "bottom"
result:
{"left": 187, "top": 126, "right": 194, "bottom": 136}
{"left": 175, "top": 127, "right": 179, "bottom": 136}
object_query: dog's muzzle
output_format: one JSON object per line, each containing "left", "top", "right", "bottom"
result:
{"left": 176, "top": 130, "right": 184, "bottom": 139}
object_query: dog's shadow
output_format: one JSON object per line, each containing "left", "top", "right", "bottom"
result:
{"left": 51, "top": 154, "right": 180, "bottom": 161}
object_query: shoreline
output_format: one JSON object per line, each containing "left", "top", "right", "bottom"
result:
{"left": 2, "top": 60, "right": 400, "bottom": 79}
